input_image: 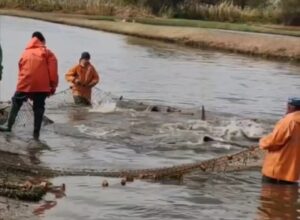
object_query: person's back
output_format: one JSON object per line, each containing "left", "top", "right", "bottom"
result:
{"left": 260, "top": 98, "right": 300, "bottom": 183}
{"left": 17, "top": 37, "right": 57, "bottom": 93}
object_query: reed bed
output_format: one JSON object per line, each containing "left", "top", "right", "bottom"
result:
{"left": 0, "top": 0, "right": 294, "bottom": 24}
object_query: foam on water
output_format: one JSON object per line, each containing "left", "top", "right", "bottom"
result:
{"left": 75, "top": 124, "right": 115, "bottom": 138}
{"left": 89, "top": 101, "right": 117, "bottom": 113}
{"left": 218, "top": 118, "right": 268, "bottom": 140}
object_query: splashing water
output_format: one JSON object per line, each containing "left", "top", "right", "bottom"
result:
{"left": 90, "top": 101, "right": 117, "bottom": 113}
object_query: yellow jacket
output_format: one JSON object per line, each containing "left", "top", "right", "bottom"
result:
{"left": 260, "top": 111, "right": 300, "bottom": 182}
{"left": 65, "top": 63, "right": 99, "bottom": 102}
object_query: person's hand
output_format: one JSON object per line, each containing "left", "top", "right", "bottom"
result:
{"left": 74, "top": 79, "right": 81, "bottom": 86}
{"left": 50, "top": 87, "right": 56, "bottom": 95}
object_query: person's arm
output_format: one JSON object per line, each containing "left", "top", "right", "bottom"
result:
{"left": 65, "top": 65, "right": 79, "bottom": 85}
{"left": 259, "top": 117, "right": 292, "bottom": 151}
{"left": 87, "top": 66, "right": 100, "bottom": 88}
{"left": 47, "top": 50, "right": 58, "bottom": 94}
{"left": 0, "top": 45, "right": 3, "bottom": 81}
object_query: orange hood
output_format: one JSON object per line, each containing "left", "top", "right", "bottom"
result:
{"left": 25, "top": 37, "right": 45, "bottom": 50}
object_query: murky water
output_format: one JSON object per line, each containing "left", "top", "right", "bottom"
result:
{"left": 1, "top": 16, "right": 300, "bottom": 220}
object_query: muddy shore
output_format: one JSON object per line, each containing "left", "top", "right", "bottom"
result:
{"left": 0, "top": 9, "right": 299, "bottom": 62}
{"left": 0, "top": 131, "right": 55, "bottom": 220}
{"left": 0, "top": 140, "right": 39, "bottom": 220}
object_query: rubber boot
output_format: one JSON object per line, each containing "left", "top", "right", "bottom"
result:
{"left": 0, "top": 103, "right": 21, "bottom": 132}
{"left": 33, "top": 109, "right": 45, "bottom": 140}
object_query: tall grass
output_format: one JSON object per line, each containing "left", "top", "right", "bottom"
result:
{"left": 0, "top": 0, "right": 297, "bottom": 25}
{"left": 0, "top": 0, "right": 117, "bottom": 15}
{"left": 175, "top": 1, "right": 281, "bottom": 23}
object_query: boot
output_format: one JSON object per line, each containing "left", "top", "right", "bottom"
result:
{"left": 33, "top": 109, "right": 45, "bottom": 140}
{"left": 0, "top": 103, "right": 21, "bottom": 132}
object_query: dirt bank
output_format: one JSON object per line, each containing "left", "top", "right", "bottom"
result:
{"left": 0, "top": 147, "right": 38, "bottom": 220}
{"left": 0, "top": 10, "right": 299, "bottom": 62}
{"left": 0, "top": 132, "right": 55, "bottom": 220}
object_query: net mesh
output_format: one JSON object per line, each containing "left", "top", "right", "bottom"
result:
{"left": 0, "top": 88, "right": 264, "bottom": 175}
{"left": 0, "top": 87, "right": 118, "bottom": 127}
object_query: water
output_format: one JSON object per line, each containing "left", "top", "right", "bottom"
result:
{"left": 1, "top": 16, "right": 300, "bottom": 220}
{"left": 1, "top": 16, "right": 300, "bottom": 118}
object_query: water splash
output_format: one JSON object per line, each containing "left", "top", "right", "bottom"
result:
{"left": 89, "top": 102, "right": 117, "bottom": 113}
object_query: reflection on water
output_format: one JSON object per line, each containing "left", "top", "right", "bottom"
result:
{"left": 257, "top": 184, "right": 300, "bottom": 220}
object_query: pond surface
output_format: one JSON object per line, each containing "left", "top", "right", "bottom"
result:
{"left": 1, "top": 16, "right": 300, "bottom": 220}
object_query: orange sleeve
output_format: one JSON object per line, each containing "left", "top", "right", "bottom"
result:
{"left": 87, "top": 66, "right": 100, "bottom": 87}
{"left": 65, "top": 65, "right": 78, "bottom": 84}
{"left": 259, "top": 117, "right": 292, "bottom": 151}
{"left": 47, "top": 50, "right": 58, "bottom": 89}
{"left": 18, "top": 51, "right": 27, "bottom": 71}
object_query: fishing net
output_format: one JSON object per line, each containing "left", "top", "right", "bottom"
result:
{"left": 47, "top": 87, "right": 119, "bottom": 109}
{"left": 0, "top": 101, "right": 35, "bottom": 128}
{"left": 0, "top": 88, "right": 265, "bottom": 178}
{"left": 0, "top": 87, "right": 119, "bottom": 128}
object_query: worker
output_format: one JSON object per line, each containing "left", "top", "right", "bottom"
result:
{"left": 0, "top": 44, "right": 3, "bottom": 81}
{"left": 259, "top": 97, "right": 300, "bottom": 185}
{"left": 65, "top": 52, "right": 100, "bottom": 106}
{"left": 0, "top": 32, "right": 58, "bottom": 140}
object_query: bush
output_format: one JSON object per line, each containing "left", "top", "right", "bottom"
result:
{"left": 0, "top": 0, "right": 298, "bottom": 25}
{"left": 280, "top": 0, "right": 300, "bottom": 25}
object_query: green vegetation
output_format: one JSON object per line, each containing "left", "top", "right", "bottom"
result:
{"left": 0, "top": 0, "right": 299, "bottom": 25}
{"left": 87, "top": 15, "right": 300, "bottom": 37}
{"left": 132, "top": 18, "right": 300, "bottom": 37}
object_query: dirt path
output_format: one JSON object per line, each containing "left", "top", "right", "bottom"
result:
{"left": 0, "top": 10, "right": 299, "bottom": 62}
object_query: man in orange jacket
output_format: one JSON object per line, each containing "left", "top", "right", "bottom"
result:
{"left": 0, "top": 32, "right": 58, "bottom": 140}
{"left": 260, "top": 98, "right": 300, "bottom": 185}
{"left": 65, "top": 52, "right": 99, "bottom": 106}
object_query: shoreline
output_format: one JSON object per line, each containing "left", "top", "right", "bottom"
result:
{"left": 0, "top": 9, "right": 299, "bottom": 62}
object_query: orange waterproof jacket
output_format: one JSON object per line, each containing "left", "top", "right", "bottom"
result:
{"left": 16, "top": 37, "right": 58, "bottom": 93}
{"left": 65, "top": 63, "right": 99, "bottom": 102}
{"left": 260, "top": 111, "right": 300, "bottom": 182}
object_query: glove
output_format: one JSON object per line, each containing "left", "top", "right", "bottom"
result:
{"left": 50, "top": 88, "right": 56, "bottom": 96}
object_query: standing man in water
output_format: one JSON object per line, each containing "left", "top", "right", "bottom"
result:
{"left": 0, "top": 32, "right": 58, "bottom": 140}
{"left": 260, "top": 98, "right": 300, "bottom": 185}
{"left": 65, "top": 52, "right": 100, "bottom": 106}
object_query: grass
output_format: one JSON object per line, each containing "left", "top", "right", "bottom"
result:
{"left": 87, "top": 16, "right": 300, "bottom": 37}
{"left": 0, "top": 0, "right": 293, "bottom": 25}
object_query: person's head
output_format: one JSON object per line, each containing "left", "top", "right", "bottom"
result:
{"left": 287, "top": 97, "right": 300, "bottom": 114}
{"left": 79, "top": 52, "right": 91, "bottom": 67}
{"left": 32, "top": 31, "right": 46, "bottom": 44}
